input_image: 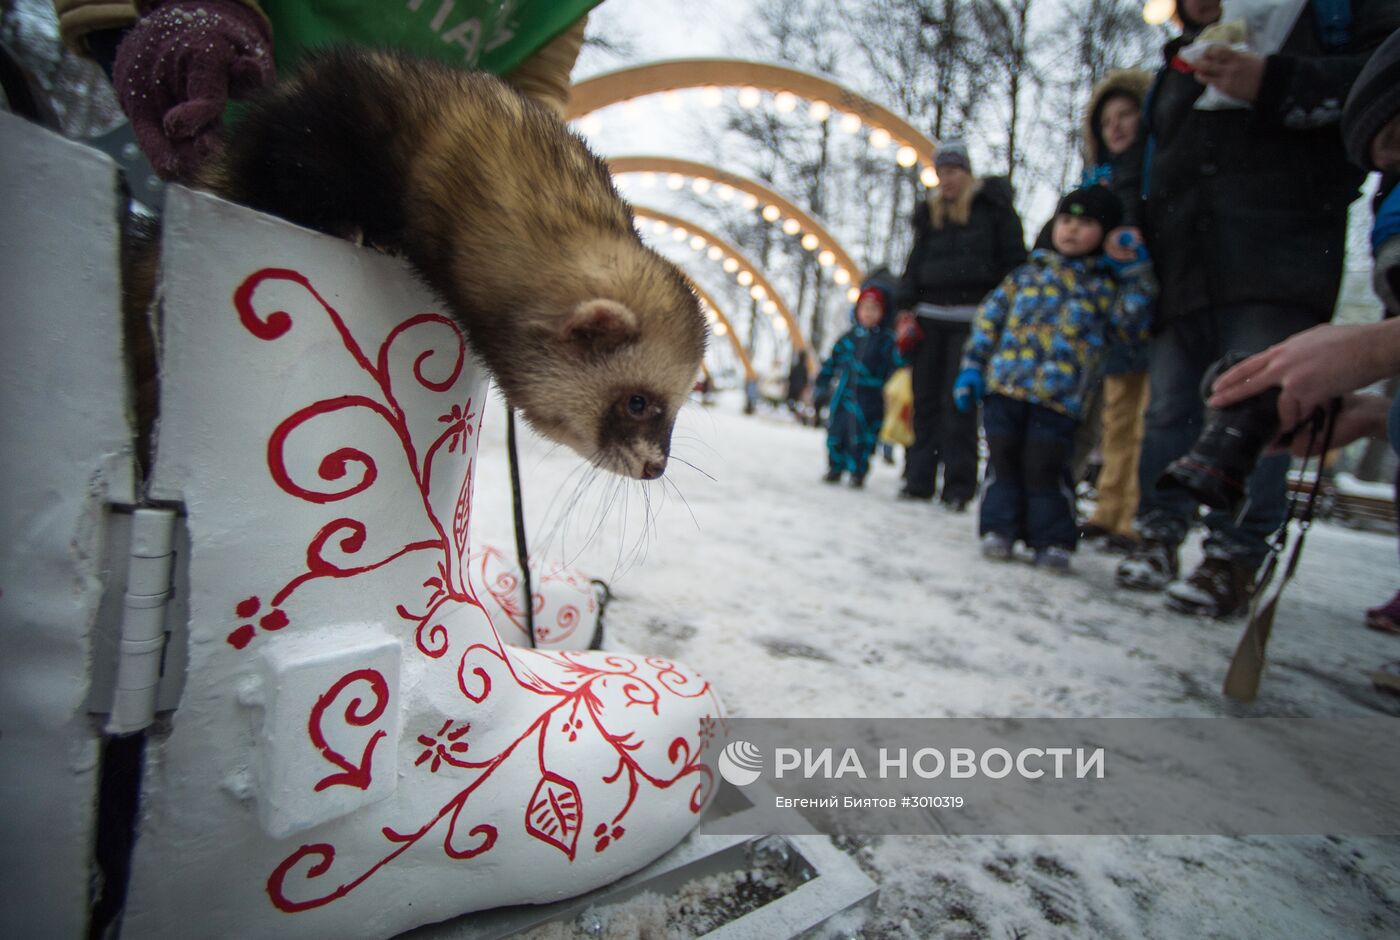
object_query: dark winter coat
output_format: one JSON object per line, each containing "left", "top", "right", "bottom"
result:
{"left": 816, "top": 325, "right": 902, "bottom": 427}
{"left": 893, "top": 178, "right": 1028, "bottom": 311}
{"left": 1142, "top": 0, "right": 1400, "bottom": 327}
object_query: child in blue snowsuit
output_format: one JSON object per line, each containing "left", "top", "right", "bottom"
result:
{"left": 953, "top": 186, "right": 1154, "bottom": 570}
{"left": 817, "top": 286, "right": 902, "bottom": 487}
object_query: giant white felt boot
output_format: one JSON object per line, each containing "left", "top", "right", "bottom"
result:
{"left": 122, "top": 186, "right": 724, "bottom": 938}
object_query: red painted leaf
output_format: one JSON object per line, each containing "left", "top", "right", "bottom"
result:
{"left": 525, "top": 772, "right": 582, "bottom": 860}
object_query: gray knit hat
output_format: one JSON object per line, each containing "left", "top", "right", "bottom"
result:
{"left": 1343, "top": 28, "right": 1400, "bottom": 171}
{"left": 934, "top": 139, "right": 972, "bottom": 173}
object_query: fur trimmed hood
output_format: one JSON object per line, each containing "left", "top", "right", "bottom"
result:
{"left": 1082, "top": 69, "right": 1153, "bottom": 163}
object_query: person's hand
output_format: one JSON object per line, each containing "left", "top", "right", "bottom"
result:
{"left": 113, "top": 0, "right": 274, "bottom": 181}
{"left": 1208, "top": 322, "right": 1400, "bottom": 432}
{"left": 895, "top": 310, "right": 923, "bottom": 355}
{"left": 1194, "top": 46, "right": 1267, "bottom": 102}
{"left": 952, "top": 368, "right": 984, "bottom": 413}
{"left": 1104, "top": 226, "right": 1144, "bottom": 262}
{"left": 1269, "top": 393, "right": 1390, "bottom": 457}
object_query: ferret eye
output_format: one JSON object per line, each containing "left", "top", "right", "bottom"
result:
{"left": 626, "top": 394, "right": 649, "bottom": 417}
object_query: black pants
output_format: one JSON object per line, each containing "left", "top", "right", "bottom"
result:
{"left": 905, "top": 318, "right": 979, "bottom": 502}
{"left": 980, "top": 395, "right": 1079, "bottom": 548}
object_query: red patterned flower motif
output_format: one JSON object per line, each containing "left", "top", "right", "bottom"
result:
{"left": 438, "top": 401, "right": 477, "bottom": 453}
{"left": 226, "top": 595, "right": 291, "bottom": 648}
{"left": 698, "top": 714, "right": 717, "bottom": 749}
{"left": 593, "top": 822, "right": 625, "bottom": 853}
{"left": 413, "top": 719, "right": 472, "bottom": 774}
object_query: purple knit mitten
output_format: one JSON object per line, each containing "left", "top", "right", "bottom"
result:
{"left": 113, "top": 0, "right": 273, "bottom": 181}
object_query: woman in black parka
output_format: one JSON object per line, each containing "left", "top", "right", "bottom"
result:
{"left": 893, "top": 141, "right": 1027, "bottom": 507}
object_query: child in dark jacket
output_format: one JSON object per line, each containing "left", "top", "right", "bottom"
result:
{"left": 953, "top": 186, "right": 1154, "bottom": 570}
{"left": 817, "top": 286, "right": 902, "bottom": 487}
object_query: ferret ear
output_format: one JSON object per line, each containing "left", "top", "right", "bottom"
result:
{"left": 562, "top": 299, "right": 639, "bottom": 354}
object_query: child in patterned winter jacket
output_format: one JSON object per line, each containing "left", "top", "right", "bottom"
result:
{"left": 816, "top": 285, "right": 903, "bottom": 487}
{"left": 953, "top": 186, "right": 1154, "bottom": 570}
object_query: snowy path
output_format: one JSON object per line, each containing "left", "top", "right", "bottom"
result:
{"left": 471, "top": 393, "right": 1400, "bottom": 938}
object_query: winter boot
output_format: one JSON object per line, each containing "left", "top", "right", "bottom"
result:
{"left": 849, "top": 473, "right": 866, "bottom": 489}
{"left": 981, "top": 532, "right": 1014, "bottom": 561}
{"left": 1115, "top": 538, "right": 1178, "bottom": 591}
{"left": 1033, "top": 545, "right": 1073, "bottom": 572}
{"left": 1165, "top": 556, "right": 1256, "bottom": 618}
{"left": 1365, "top": 589, "right": 1400, "bottom": 634}
{"left": 823, "top": 468, "right": 842, "bottom": 483}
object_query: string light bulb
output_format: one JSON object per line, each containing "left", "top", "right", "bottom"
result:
{"left": 801, "top": 233, "right": 819, "bottom": 251}
{"left": 818, "top": 250, "right": 835, "bottom": 267}
{"left": 869, "top": 128, "right": 891, "bottom": 149}
{"left": 847, "top": 287, "right": 861, "bottom": 303}
{"left": 723, "top": 257, "right": 739, "bottom": 273}
{"left": 737, "top": 270, "right": 754, "bottom": 286}
{"left": 839, "top": 112, "right": 862, "bottom": 134}
{"left": 717, "top": 183, "right": 735, "bottom": 201}
{"left": 667, "top": 173, "right": 685, "bottom": 190}
{"left": 707, "top": 246, "right": 723, "bottom": 261}
{"left": 692, "top": 177, "right": 711, "bottom": 194}
{"left": 690, "top": 235, "right": 706, "bottom": 251}
{"left": 833, "top": 268, "right": 851, "bottom": 285}
{"left": 921, "top": 166, "right": 939, "bottom": 188}
{"left": 896, "top": 145, "right": 918, "bottom": 167}
{"left": 738, "top": 86, "right": 762, "bottom": 108}
{"left": 1143, "top": 0, "right": 1175, "bottom": 25}
{"left": 774, "top": 91, "right": 797, "bottom": 113}
{"left": 809, "top": 100, "right": 831, "bottom": 122}
{"left": 782, "top": 218, "right": 801, "bottom": 236}
{"left": 761, "top": 204, "right": 781, "bottom": 222}
{"left": 701, "top": 85, "right": 723, "bottom": 107}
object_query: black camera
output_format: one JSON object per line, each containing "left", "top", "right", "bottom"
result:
{"left": 1158, "top": 353, "right": 1281, "bottom": 517}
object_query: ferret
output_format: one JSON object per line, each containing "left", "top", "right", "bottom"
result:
{"left": 199, "top": 47, "right": 707, "bottom": 481}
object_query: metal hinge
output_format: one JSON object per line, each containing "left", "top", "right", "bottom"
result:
{"left": 98, "top": 507, "right": 178, "bottom": 735}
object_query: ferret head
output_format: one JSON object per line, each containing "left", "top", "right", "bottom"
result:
{"left": 490, "top": 246, "right": 708, "bottom": 481}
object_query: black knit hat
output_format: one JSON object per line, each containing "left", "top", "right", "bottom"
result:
{"left": 1343, "top": 28, "right": 1400, "bottom": 171}
{"left": 1055, "top": 185, "right": 1123, "bottom": 234}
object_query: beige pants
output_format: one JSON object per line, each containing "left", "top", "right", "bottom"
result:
{"left": 1086, "top": 371, "right": 1150, "bottom": 538}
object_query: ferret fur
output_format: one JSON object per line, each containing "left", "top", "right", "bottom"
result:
{"left": 199, "top": 47, "right": 707, "bottom": 480}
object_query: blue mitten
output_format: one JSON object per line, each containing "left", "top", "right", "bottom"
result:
{"left": 1104, "top": 231, "right": 1152, "bottom": 279}
{"left": 952, "top": 368, "right": 984, "bottom": 413}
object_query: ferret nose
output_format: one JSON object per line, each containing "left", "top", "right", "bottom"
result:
{"left": 641, "top": 459, "right": 666, "bottom": 480}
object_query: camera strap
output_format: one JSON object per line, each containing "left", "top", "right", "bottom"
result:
{"left": 1223, "top": 401, "right": 1339, "bottom": 702}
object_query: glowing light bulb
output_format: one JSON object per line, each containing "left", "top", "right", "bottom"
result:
{"left": 707, "top": 245, "right": 723, "bottom": 261}
{"left": 738, "top": 86, "right": 762, "bottom": 108}
{"left": 773, "top": 318, "right": 788, "bottom": 333}
{"left": 667, "top": 173, "right": 685, "bottom": 190}
{"left": 801, "top": 233, "right": 819, "bottom": 251}
{"left": 723, "top": 257, "right": 739, "bottom": 273}
{"left": 833, "top": 268, "right": 851, "bottom": 285}
{"left": 774, "top": 91, "right": 797, "bottom": 113}
{"left": 652, "top": 220, "right": 669, "bottom": 234}
{"left": 847, "top": 287, "right": 861, "bottom": 303}
{"left": 737, "top": 270, "right": 754, "bottom": 286}
{"left": 896, "top": 145, "right": 918, "bottom": 167}
{"left": 921, "top": 166, "right": 940, "bottom": 188}
{"left": 763, "top": 300, "right": 777, "bottom": 314}
{"left": 741, "top": 193, "right": 759, "bottom": 211}
{"left": 782, "top": 218, "right": 801, "bottom": 236}
{"left": 662, "top": 90, "right": 682, "bottom": 111}
{"left": 692, "top": 177, "right": 711, "bottom": 194}
{"left": 750, "top": 285, "right": 766, "bottom": 300}
{"left": 1143, "top": 0, "right": 1174, "bottom": 25}
{"left": 715, "top": 321, "right": 728, "bottom": 336}
{"left": 717, "top": 183, "right": 735, "bottom": 201}
{"left": 818, "top": 250, "right": 835, "bottom": 267}
{"left": 672, "top": 228, "right": 688, "bottom": 242}
{"left": 701, "top": 85, "right": 723, "bottom": 107}
{"left": 839, "top": 112, "right": 862, "bottom": 134}
{"left": 869, "top": 127, "right": 891, "bottom": 149}
{"left": 809, "top": 100, "right": 831, "bottom": 122}
{"left": 640, "top": 172, "right": 657, "bottom": 188}
{"left": 690, "top": 235, "right": 706, "bottom": 251}
{"left": 761, "top": 204, "right": 781, "bottom": 222}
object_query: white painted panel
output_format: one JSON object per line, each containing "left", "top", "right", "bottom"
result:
{"left": 0, "top": 112, "right": 132, "bottom": 938}
{"left": 128, "top": 187, "right": 721, "bottom": 939}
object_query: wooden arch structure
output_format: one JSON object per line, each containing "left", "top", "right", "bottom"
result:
{"left": 630, "top": 205, "right": 816, "bottom": 372}
{"left": 608, "top": 156, "right": 864, "bottom": 291}
{"left": 567, "top": 59, "right": 940, "bottom": 177}
{"left": 687, "top": 280, "right": 755, "bottom": 382}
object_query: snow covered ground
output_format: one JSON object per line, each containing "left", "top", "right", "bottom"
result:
{"left": 469, "top": 391, "right": 1400, "bottom": 939}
